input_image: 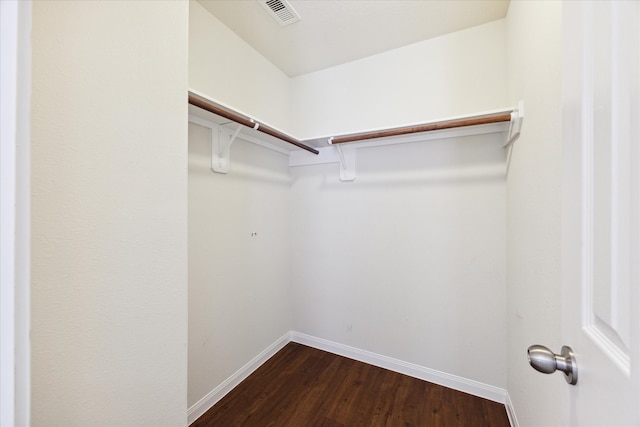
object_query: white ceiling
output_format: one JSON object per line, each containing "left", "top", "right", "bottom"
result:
{"left": 198, "top": 0, "right": 510, "bottom": 77}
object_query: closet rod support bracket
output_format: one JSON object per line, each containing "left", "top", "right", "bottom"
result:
{"left": 504, "top": 100, "right": 524, "bottom": 148}
{"left": 329, "top": 139, "right": 356, "bottom": 181}
{"left": 211, "top": 123, "right": 242, "bottom": 174}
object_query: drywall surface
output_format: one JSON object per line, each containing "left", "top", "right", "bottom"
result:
{"left": 290, "top": 134, "right": 507, "bottom": 388}
{"left": 188, "top": 1, "right": 510, "bottom": 403}
{"left": 30, "top": 1, "right": 188, "bottom": 425}
{"left": 190, "top": 5, "right": 507, "bottom": 141}
{"left": 505, "top": 1, "right": 564, "bottom": 425}
{"left": 188, "top": 123, "right": 293, "bottom": 407}
{"left": 189, "top": 0, "right": 293, "bottom": 134}
{"left": 290, "top": 20, "right": 508, "bottom": 139}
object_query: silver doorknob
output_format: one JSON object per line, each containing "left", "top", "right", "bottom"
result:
{"left": 527, "top": 345, "right": 578, "bottom": 385}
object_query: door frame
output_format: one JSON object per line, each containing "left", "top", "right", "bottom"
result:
{"left": 0, "top": 1, "right": 31, "bottom": 426}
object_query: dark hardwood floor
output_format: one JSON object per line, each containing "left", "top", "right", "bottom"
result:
{"left": 192, "top": 342, "right": 510, "bottom": 427}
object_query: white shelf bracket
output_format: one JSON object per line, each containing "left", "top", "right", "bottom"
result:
{"left": 211, "top": 124, "right": 242, "bottom": 174}
{"left": 330, "top": 138, "right": 356, "bottom": 181}
{"left": 504, "top": 100, "right": 525, "bottom": 148}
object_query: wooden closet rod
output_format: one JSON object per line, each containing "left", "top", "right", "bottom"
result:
{"left": 188, "top": 95, "right": 319, "bottom": 155}
{"left": 330, "top": 112, "right": 513, "bottom": 144}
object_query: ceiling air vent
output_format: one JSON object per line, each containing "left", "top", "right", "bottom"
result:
{"left": 258, "top": 0, "right": 301, "bottom": 27}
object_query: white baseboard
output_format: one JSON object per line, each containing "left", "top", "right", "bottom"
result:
{"left": 187, "top": 332, "right": 290, "bottom": 425}
{"left": 505, "top": 391, "right": 519, "bottom": 427}
{"left": 289, "top": 331, "right": 507, "bottom": 404}
{"left": 188, "top": 331, "right": 511, "bottom": 425}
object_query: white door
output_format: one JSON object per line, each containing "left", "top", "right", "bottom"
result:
{"left": 562, "top": 1, "right": 639, "bottom": 425}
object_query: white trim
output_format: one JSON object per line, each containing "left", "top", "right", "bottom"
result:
{"left": 289, "top": 123, "right": 510, "bottom": 183}
{"left": 505, "top": 391, "right": 519, "bottom": 427}
{"left": 189, "top": 114, "right": 291, "bottom": 159}
{"left": 288, "top": 146, "right": 338, "bottom": 167}
{"left": 188, "top": 331, "right": 511, "bottom": 424}
{"left": 289, "top": 123, "right": 508, "bottom": 170}
{"left": 228, "top": 129, "right": 291, "bottom": 156}
{"left": 0, "top": 2, "right": 19, "bottom": 423}
{"left": 1, "top": 2, "right": 30, "bottom": 426}
{"left": 289, "top": 125, "right": 509, "bottom": 168}
{"left": 289, "top": 331, "right": 507, "bottom": 404}
{"left": 187, "top": 333, "right": 291, "bottom": 425}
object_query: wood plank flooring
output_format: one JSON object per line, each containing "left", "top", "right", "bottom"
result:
{"left": 192, "top": 342, "right": 510, "bottom": 427}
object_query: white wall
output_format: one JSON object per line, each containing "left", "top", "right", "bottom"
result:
{"left": 189, "top": 1, "right": 293, "bottom": 134}
{"left": 188, "top": 124, "right": 293, "bottom": 407}
{"left": 289, "top": 134, "right": 507, "bottom": 388}
{"left": 291, "top": 20, "right": 508, "bottom": 139}
{"left": 189, "top": 3, "right": 508, "bottom": 142}
{"left": 30, "top": 1, "right": 188, "bottom": 425}
{"left": 188, "top": 4, "right": 297, "bottom": 404}
{"left": 187, "top": 4, "right": 510, "bottom": 402}
{"left": 505, "top": 1, "right": 564, "bottom": 425}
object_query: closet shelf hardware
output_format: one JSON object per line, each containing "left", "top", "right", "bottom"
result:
{"left": 328, "top": 112, "right": 514, "bottom": 145}
{"left": 222, "top": 124, "right": 242, "bottom": 157}
{"left": 295, "top": 102, "right": 525, "bottom": 181}
{"left": 332, "top": 143, "right": 356, "bottom": 181}
{"left": 504, "top": 100, "right": 525, "bottom": 148}
{"left": 189, "top": 90, "right": 523, "bottom": 182}
{"left": 188, "top": 94, "right": 319, "bottom": 155}
{"left": 209, "top": 124, "right": 243, "bottom": 174}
